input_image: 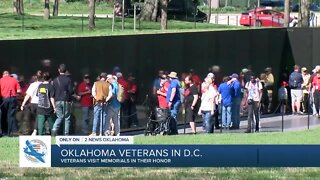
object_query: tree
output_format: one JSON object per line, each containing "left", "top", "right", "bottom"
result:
{"left": 247, "top": 0, "right": 251, "bottom": 8}
{"left": 283, "top": 0, "right": 290, "bottom": 27}
{"left": 89, "top": 0, "right": 96, "bottom": 30}
{"left": 44, "top": 0, "right": 50, "bottom": 20}
{"left": 159, "top": 0, "right": 168, "bottom": 29}
{"left": 139, "top": 0, "right": 159, "bottom": 21}
{"left": 207, "top": 0, "right": 212, "bottom": 23}
{"left": 14, "top": 0, "right": 24, "bottom": 15}
{"left": 225, "top": 0, "right": 228, "bottom": 7}
{"left": 299, "top": 0, "right": 310, "bottom": 27}
{"left": 53, "top": 0, "right": 59, "bottom": 16}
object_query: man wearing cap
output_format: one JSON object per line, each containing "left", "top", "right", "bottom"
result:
{"left": 230, "top": 73, "right": 241, "bottom": 129}
{"left": 166, "top": 71, "right": 181, "bottom": 135}
{"left": 90, "top": 73, "right": 112, "bottom": 136}
{"left": 0, "top": 71, "right": 21, "bottom": 137}
{"left": 77, "top": 74, "right": 93, "bottom": 134}
{"left": 51, "top": 64, "right": 73, "bottom": 136}
{"left": 301, "top": 67, "right": 310, "bottom": 113}
{"left": 105, "top": 75, "right": 121, "bottom": 136}
{"left": 264, "top": 67, "right": 274, "bottom": 113}
{"left": 309, "top": 65, "right": 320, "bottom": 115}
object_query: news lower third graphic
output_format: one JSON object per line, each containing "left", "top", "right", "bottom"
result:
{"left": 19, "top": 136, "right": 320, "bottom": 167}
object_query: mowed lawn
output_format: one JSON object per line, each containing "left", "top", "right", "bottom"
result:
{"left": 1, "top": 128, "right": 320, "bottom": 179}
{"left": 0, "top": 13, "right": 246, "bottom": 40}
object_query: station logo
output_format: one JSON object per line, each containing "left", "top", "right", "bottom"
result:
{"left": 20, "top": 136, "right": 51, "bottom": 167}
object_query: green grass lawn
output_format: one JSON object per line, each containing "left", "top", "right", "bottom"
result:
{"left": 0, "top": 13, "right": 245, "bottom": 40}
{"left": 0, "top": 0, "right": 114, "bottom": 15}
{"left": 1, "top": 128, "right": 320, "bottom": 179}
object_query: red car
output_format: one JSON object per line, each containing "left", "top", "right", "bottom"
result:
{"left": 240, "top": 8, "right": 292, "bottom": 27}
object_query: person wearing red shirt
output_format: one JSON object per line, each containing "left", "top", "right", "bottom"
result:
{"left": 0, "top": 71, "right": 21, "bottom": 137}
{"left": 77, "top": 74, "right": 93, "bottom": 134}
{"left": 312, "top": 70, "right": 320, "bottom": 118}
{"left": 157, "top": 75, "right": 170, "bottom": 108}
{"left": 128, "top": 74, "right": 138, "bottom": 127}
{"left": 116, "top": 72, "right": 130, "bottom": 129}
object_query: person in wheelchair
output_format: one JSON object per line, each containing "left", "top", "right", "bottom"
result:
{"left": 145, "top": 74, "right": 170, "bottom": 135}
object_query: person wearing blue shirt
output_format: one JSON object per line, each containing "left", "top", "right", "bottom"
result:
{"left": 105, "top": 75, "right": 121, "bottom": 136}
{"left": 230, "top": 73, "right": 242, "bottom": 129}
{"left": 166, "top": 72, "right": 181, "bottom": 135}
{"left": 218, "top": 76, "right": 233, "bottom": 129}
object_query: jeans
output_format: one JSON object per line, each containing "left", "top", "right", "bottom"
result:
{"left": 105, "top": 105, "right": 120, "bottom": 135}
{"left": 170, "top": 100, "right": 181, "bottom": 134}
{"left": 37, "top": 114, "right": 54, "bottom": 135}
{"left": 222, "top": 105, "right": 232, "bottom": 128}
{"left": 247, "top": 101, "right": 260, "bottom": 132}
{"left": 2, "top": 97, "right": 18, "bottom": 135}
{"left": 92, "top": 104, "right": 107, "bottom": 134}
{"left": 202, "top": 111, "right": 213, "bottom": 133}
{"left": 314, "top": 90, "right": 320, "bottom": 115}
{"left": 81, "top": 106, "right": 93, "bottom": 133}
{"left": 231, "top": 97, "right": 241, "bottom": 128}
{"left": 53, "top": 101, "right": 71, "bottom": 135}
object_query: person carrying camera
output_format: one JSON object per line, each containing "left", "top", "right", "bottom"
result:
{"left": 244, "top": 75, "right": 262, "bottom": 133}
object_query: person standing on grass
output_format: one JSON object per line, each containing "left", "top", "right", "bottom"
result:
{"left": 184, "top": 75, "right": 199, "bottom": 134}
{"left": 90, "top": 73, "right": 112, "bottom": 136}
{"left": 0, "top": 70, "right": 21, "bottom": 137}
{"left": 20, "top": 70, "right": 43, "bottom": 136}
{"left": 36, "top": 72, "right": 56, "bottom": 136}
{"left": 51, "top": 64, "right": 73, "bottom": 136}
{"left": 105, "top": 75, "right": 121, "bottom": 136}
{"left": 77, "top": 74, "right": 93, "bottom": 135}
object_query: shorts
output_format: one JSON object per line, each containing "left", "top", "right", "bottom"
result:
{"left": 185, "top": 106, "right": 196, "bottom": 122}
{"left": 291, "top": 89, "right": 303, "bottom": 103}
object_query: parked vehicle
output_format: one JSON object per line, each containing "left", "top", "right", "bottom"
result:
{"left": 292, "top": 3, "right": 320, "bottom": 12}
{"left": 260, "top": 0, "right": 284, "bottom": 7}
{"left": 240, "top": 8, "right": 292, "bottom": 27}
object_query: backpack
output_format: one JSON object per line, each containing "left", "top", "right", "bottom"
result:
{"left": 289, "top": 72, "right": 301, "bottom": 89}
{"left": 117, "top": 84, "right": 125, "bottom": 103}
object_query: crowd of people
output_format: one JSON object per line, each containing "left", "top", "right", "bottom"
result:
{"left": 0, "top": 64, "right": 139, "bottom": 137}
{"left": 0, "top": 63, "right": 319, "bottom": 137}
{"left": 152, "top": 64, "right": 320, "bottom": 134}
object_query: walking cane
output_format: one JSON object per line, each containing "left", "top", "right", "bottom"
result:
{"left": 307, "top": 92, "right": 311, "bottom": 130}
{"left": 100, "top": 100, "right": 104, "bottom": 136}
{"left": 63, "top": 91, "right": 66, "bottom": 135}
{"left": 220, "top": 103, "right": 223, "bottom": 134}
{"left": 183, "top": 106, "right": 186, "bottom": 134}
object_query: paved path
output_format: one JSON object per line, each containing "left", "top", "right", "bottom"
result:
{"left": 125, "top": 114, "right": 320, "bottom": 136}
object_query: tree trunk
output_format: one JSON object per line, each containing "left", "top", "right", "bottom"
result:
{"left": 89, "top": 0, "right": 96, "bottom": 30}
{"left": 247, "top": 0, "right": 250, "bottom": 8}
{"left": 19, "top": 0, "right": 24, "bottom": 14}
{"left": 284, "top": 0, "right": 290, "bottom": 27}
{"left": 152, "top": 0, "right": 159, "bottom": 21}
{"left": 159, "top": 0, "right": 168, "bottom": 30}
{"left": 44, "top": 0, "right": 50, "bottom": 20}
{"left": 225, "top": 0, "right": 228, "bottom": 7}
{"left": 14, "top": 0, "right": 23, "bottom": 15}
{"left": 53, "top": 0, "right": 59, "bottom": 16}
{"left": 207, "top": 0, "right": 212, "bottom": 23}
{"left": 139, "top": 0, "right": 158, "bottom": 21}
{"left": 300, "top": 0, "right": 310, "bottom": 27}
